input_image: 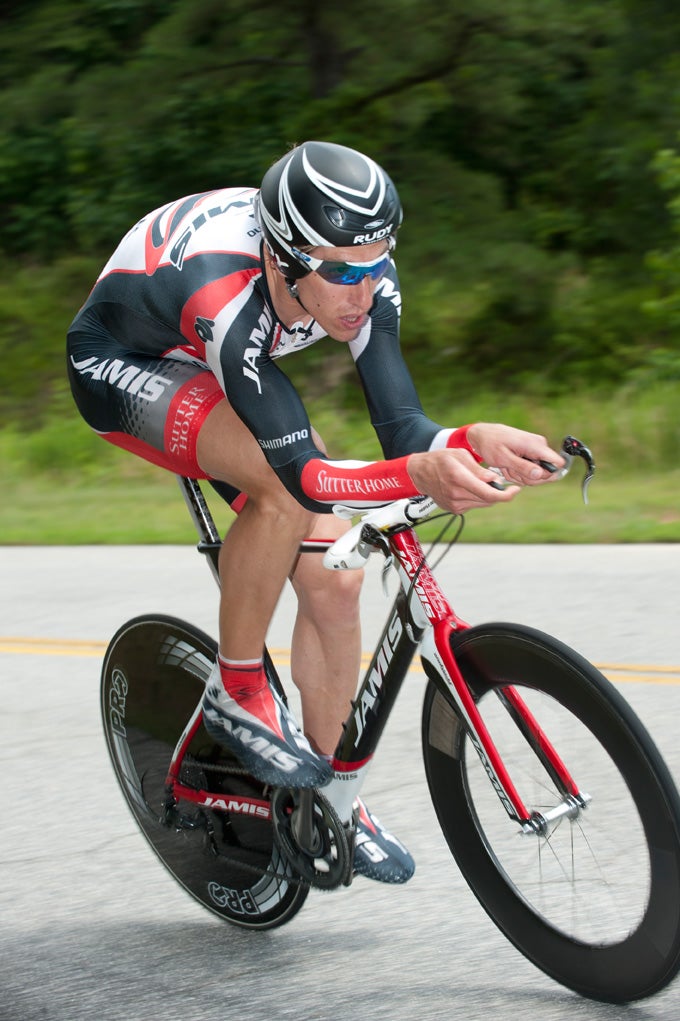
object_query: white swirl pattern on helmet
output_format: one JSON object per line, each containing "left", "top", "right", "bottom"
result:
{"left": 279, "top": 158, "right": 330, "bottom": 248}
{"left": 264, "top": 149, "right": 390, "bottom": 255}
{"left": 300, "top": 148, "right": 387, "bottom": 217}
{"left": 256, "top": 142, "right": 401, "bottom": 278}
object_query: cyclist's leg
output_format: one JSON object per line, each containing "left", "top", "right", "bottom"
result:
{"left": 198, "top": 403, "right": 363, "bottom": 750}
{"left": 69, "top": 324, "right": 360, "bottom": 762}
{"left": 198, "top": 402, "right": 414, "bottom": 876}
{"left": 288, "top": 525, "right": 363, "bottom": 755}
{"left": 196, "top": 399, "right": 322, "bottom": 665}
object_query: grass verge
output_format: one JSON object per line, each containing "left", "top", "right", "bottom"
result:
{"left": 1, "top": 383, "right": 678, "bottom": 544}
{"left": 2, "top": 462, "right": 678, "bottom": 545}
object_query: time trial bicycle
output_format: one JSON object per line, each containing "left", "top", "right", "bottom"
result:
{"left": 101, "top": 438, "right": 680, "bottom": 1003}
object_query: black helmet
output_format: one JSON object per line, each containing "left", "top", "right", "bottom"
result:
{"left": 254, "top": 140, "right": 403, "bottom": 279}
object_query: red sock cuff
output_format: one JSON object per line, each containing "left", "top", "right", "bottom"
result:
{"left": 217, "top": 656, "right": 265, "bottom": 694}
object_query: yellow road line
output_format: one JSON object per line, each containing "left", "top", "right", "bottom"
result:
{"left": 0, "top": 637, "right": 108, "bottom": 657}
{"left": 597, "top": 665, "right": 680, "bottom": 686}
{"left": 1, "top": 636, "right": 679, "bottom": 686}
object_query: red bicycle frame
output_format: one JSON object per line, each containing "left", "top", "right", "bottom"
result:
{"left": 165, "top": 479, "right": 585, "bottom": 834}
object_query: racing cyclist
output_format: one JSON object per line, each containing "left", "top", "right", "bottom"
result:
{"left": 67, "top": 140, "right": 564, "bottom": 883}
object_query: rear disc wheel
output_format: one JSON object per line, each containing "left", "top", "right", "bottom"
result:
{"left": 101, "top": 613, "right": 308, "bottom": 929}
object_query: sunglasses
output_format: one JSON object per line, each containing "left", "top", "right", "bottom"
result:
{"left": 292, "top": 247, "right": 393, "bottom": 286}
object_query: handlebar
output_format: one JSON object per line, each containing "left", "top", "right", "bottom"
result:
{"left": 323, "top": 436, "right": 595, "bottom": 571}
{"left": 323, "top": 497, "right": 436, "bottom": 570}
{"left": 560, "top": 435, "right": 596, "bottom": 504}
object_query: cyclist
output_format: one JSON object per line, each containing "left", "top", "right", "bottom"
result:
{"left": 68, "top": 140, "right": 564, "bottom": 884}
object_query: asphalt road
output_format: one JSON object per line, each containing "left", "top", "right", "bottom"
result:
{"left": 1, "top": 543, "right": 680, "bottom": 1021}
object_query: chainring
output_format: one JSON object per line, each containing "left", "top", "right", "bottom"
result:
{"left": 270, "top": 788, "right": 353, "bottom": 890}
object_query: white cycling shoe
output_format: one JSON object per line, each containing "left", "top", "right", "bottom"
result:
{"left": 353, "top": 798, "right": 415, "bottom": 884}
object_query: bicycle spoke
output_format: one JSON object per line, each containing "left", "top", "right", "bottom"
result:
{"left": 465, "top": 685, "right": 651, "bottom": 944}
{"left": 422, "top": 622, "right": 680, "bottom": 1001}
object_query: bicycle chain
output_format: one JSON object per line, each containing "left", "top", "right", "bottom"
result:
{"left": 174, "top": 758, "right": 351, "bottom": 889}
{"left": 207, "top": 828, "right": 313, "bottom": 888}
{"left": 184, "top": 755, "right": 255, "bottom": 778}
{"left": 166, "top": 801, "right": 312, "bottom": 887}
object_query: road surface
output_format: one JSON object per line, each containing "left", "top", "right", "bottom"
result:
{"left": 1, "top": 544, "right": 679, "bottom": 1020}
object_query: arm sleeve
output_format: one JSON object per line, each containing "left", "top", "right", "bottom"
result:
{"left": 204, "top": 270, "right": 461, "bottom": 513}
{"left": 349, "top": 267, "right": 447, "bottom": 457}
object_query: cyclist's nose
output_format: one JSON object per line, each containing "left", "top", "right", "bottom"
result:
{"left": 349, "top": 276, "right": 376, "bottom": 308}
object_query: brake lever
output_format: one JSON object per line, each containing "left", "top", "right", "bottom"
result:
{"left": 535, "top": 435, "right": 595, "bottom": 505}
{"left": 488, "top": 434, "right": 595, "bottom": 505}
{"left": 562, "top": 435, "right": 595, "bottom": 504}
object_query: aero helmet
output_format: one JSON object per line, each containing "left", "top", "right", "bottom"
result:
{"left": 254, "top": 140, "right": 403, "bottom": 279}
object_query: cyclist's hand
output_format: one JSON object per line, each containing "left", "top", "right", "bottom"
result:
{"left": 467, "top": 423, "right": 566, "bottom": 487}
{"left": 407, "top": 448, "right": 520, "bottom": 513}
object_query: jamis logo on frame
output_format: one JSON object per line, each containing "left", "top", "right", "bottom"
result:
{"left": 199, "top": 795, "right": 271, "bottom": 819}
{"left": 353, "top": 611, "right": 403, "bottom": 739}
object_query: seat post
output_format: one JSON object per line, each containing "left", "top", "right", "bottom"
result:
{"left": 177, "top": 476, "right": 222, "bottom": 586}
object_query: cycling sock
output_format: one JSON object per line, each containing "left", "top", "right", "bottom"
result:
{"left": 217, "top": 655, "right": 267, "bottom": 696}
{"left": 215, "top": 654, "right": 287, "bottom": 737}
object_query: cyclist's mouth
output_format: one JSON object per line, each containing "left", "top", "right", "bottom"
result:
{"left": 338, "top": 313, "right": 368, "bottom": 331}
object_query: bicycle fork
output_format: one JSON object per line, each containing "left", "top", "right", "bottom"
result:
{"left": 421, "top": 624, "right": 592, "bottom": 834}
{"left": 375, "top": 526, "right": 591, "bottom": 838}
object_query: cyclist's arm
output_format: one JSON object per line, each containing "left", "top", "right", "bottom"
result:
{"left": 209, "top": 333, "right": 424, "bottom": 511}
{"left": 295, "top": 279, "right": 561, "bottom": 508}
{"left": 206, "top": 280, "right": 481, "bottom": 513}
{"left": 348, "top": 269, "right": 479, "bottom": 460}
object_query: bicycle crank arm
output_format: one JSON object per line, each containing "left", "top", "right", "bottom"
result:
{"left": 271, "top": 787, "right": 352, "bottom": 890}
{"left": 290, "top": 788, "right": 323, "bottom": 855}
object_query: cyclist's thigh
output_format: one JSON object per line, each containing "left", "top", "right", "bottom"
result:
{"left": 68, "top": 316, "right": 298, "bottom": 499}
{"left": 68, "top": 318, "right": 224, "bottom": 478}
{"left": 195, "top": 398, "right": 293, "bottom": 498}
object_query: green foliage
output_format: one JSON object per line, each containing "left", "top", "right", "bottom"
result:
{"left": 0, "top": 254, "right": 99, "bottom": 423}
{"left": 644, "top": 145, "right": 680, "bottom": 330}
{"left": 1, "top": 0, "right": 680, "bottom": 415}
{"left": 2, "top": 386, "right": 679, "bottom": 543}
{"left": 2, "top": 0, "right": 678, "bottom": 257}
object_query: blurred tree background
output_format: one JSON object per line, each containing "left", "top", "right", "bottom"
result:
{"left": 1, "top": 0, "right": 679, "bottom": 443}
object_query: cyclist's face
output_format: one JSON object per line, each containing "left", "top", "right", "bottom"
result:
{"left": 296, "top": 240, "right": 391, "bottom": 342}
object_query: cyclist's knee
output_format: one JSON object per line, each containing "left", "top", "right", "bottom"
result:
{"left": 292, "top": 554, "right": 363, "bottom": 627}
{"left": 230, "top": 488, "right": 316, "bottom": 549}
